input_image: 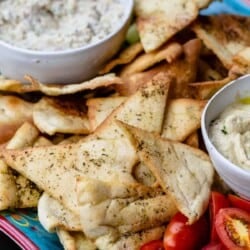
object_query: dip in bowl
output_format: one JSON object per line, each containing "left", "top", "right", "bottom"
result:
{"left": 201, "top": 74, "right": 250, "bottom": 200}
{"left": 0, "top": 0, "right": 134, "bottom": 83}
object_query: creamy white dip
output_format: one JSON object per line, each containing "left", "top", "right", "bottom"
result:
{"left": 209, "top": 101, "right": 250, "bottom": 171}
{"left": 0, "top": 0, "right": 124, "bottom": 51}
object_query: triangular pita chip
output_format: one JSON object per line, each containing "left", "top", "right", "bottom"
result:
{"left": 0, "top": 95, "right": 34, "bottom": 144}
{"left": 193, "top": 15, "right": 250, "bottom": 69}
{"left": 86, "top": 96, "right": 126, "bottom": 132}
{"left": 161, "top": 98, "right": 206, "bottom": 142}
{"left": 33, "top": 96, "right": 90, "bottom": 135}
{"left": 3, "top": 135, "right": 138, "bottom": 213}
{"left": 134, "top": 0, "right": 210, "bottom": 52}
{"left": 189, "top": 76, "right": 234, "bottom": 100}
{"left": 124, "top": 125, "right": 214, "bottom": 223}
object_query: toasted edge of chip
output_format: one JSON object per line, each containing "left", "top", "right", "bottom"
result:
{"left": 120, "top": 42, "right": 183, "bottom": 77}
{"left": 99, "top": 42, "right": 144, "bottom": 74}
{"left": 189, "top": 76, "right": 233, "bottom": 100}
{"left": 25, "top": 73, "right": 124, "bottom": 96}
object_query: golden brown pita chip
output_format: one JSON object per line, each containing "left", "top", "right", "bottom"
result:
{"left": 120, "top": 42, "right": 183, "bottom": 77}
{"left": 193, "top": 15, "right": 250, "bottom": 69}
{"left": 117, "top": 63, "right": 168, "bottom": 96}
{"left": 3, "top": 136, "right": 138, "bottom": 213}
{"left": 33, "top": 96, "right": 90, "bottom": 135}
{"left": 0, "top": 122, "right": 42, "bottom": 210}
{"left": 94, "top": 72, "right": 171, "bottom": 140}
{"left": 161, "top": 98, "right": 206, "bottom": 142}
{"left": 6, "top": 122, "right": 40, "bottom": 150}
{"left": 0, "top": 76, "right": 37, "bottom": 93}
{"left": 184, "top": 131, "right": 200, "bottom": 148}
{"left": 99, "top": 42, "right": 144, "bottom": 74}
{"left": 134, "top": 0, "right": 210, "bottom": 52}
{"left": 229, "top": 47, "right": 250, "bottom": 77}
{"left": 86, "top": 96, "right": 126, "bottom": 132}
{"left": 0, "top": 159, "right": 17, "bottom": 210}
{"left": 117, "top": 39, "right": 201, "bottom": 97}
{"left": 167, "top": 39, "right": 201, "bottom": 98}
{"left": 189, "top": 76, "right": 233, "bottom": 100}
{"left": 124, "top": 125, "right": 214, "bottom": 223}
{"left": 25, "top": 73, "right": 124, "bottom": 96}
{"left": 0, "top": 95, "right": 34, "bottom": 144}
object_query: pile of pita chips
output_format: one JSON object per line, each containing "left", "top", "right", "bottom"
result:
{"left": 1, "top": 74, "right": 215, "bottom": 249}
{"left": 0, "top": 10, "right": 250, "bottom": 250}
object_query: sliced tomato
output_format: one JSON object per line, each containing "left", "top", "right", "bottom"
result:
{"left": 215, "top": 207, "right": 250, "bottom": 250}
{"left": 228, "top": 194, "right": 250, "bottom": 213}
{"left": 163, "top": 212, "right": 209, "bottom": 250}
{"left": 201, "top": 242, "right": 227, "bottom": 250}
{"left": 209, "top": 191, "right": 230, "bottom": 242}
{"left": 140, "top": 240, "right": 164, "bottom": 250}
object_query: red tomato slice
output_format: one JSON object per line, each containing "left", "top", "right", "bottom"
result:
{"left": 215, "top": 207, "right": 250, "bottom": 250}
{"left": 140, "top": 240, "right": 164, "bottom": 250}
{"left": 209, "top": 192, "right": 230, "bottom": 242}
{"left": 228, "top": 194, "right": 250, "bottom": 213}
{"left": 163, "top": 212, "right": 209, "bottom": 250}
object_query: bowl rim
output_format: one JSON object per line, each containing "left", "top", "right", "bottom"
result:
{"left": 0, "top": 0, "right": 134, "bottom": 56}
{"left": 201, "top": 74, "right": 250, "bottom": 178}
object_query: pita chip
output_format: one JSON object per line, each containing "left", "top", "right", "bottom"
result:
{"left": 184, "top": 131, "right": 200, "bottom": 148}
{"left": 95, "top": 226, "right": 165, "bottom": 250}
{"left": 77, "top": 177, "right": 177, "bottom": 239}
{"left": 6, "top": 122, "right": 40, "bottom": 150}
{"left": 33, "top": 96, "right": 90, "bottom": 135}
{"left": 161, "top": 98, "right": 206, "bottom": 142}
{"left": 189, "top": 76, "right": 233, "bottom": 100}
{"left": 120, "top": 42, "right": 182, "bottom": 77}
{"left": 124, "top": 125, "right": 214, "bottom": 223}
{"left": 193, "top": 15, "right": 250, "bottom": 69}
{"left": 38, "top": 192, "right": 82, "bottom": 232}
{"left": 0, "top": 95, "right": 34, "bottom": 144}
{"left": 94, "top": 72, "right": 171, "bottom": 140}
{"left": 25, "top": 73, "right": 123, "bottom": 96}
{"left": 2, "top": 134, "right": 138, "bottom": 213}
{"left": 134, "top": 0, "right": 210, "bottom": 52}
{"left": 0, "top": 122, "right": 41, "bottom": 210}
{"left": 99, "top": 42, "right": 143, "bottom": 74}
{"left": 118, "top": 38, "right": 201, "bottom": 97}
{"left": 86, "top": 96, "right": 126, "bottom": 132}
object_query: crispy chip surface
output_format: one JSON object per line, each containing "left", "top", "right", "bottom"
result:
{"left": 135, "top": 0, "right": 209, "bottom": 52}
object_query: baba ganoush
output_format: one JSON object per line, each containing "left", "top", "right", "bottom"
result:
{"left": 209, "top": 100, "right": 250, "bottom": 171}
{"left": 0, "top": 0, "right": 124, "bottom": 51}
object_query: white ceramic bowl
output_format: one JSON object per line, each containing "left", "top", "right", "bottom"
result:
{"left": 201, "top": 74, "right": 250, "bottom": 200}
{"left": 0, "top": 0, "right": 134, "bottom": 84}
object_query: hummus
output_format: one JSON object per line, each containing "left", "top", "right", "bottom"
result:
{"left": 0, "top": 0, "right": 124, "bottom": 51}
{"left": 209, "top": 101, "right": 250, "bottom": 171}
